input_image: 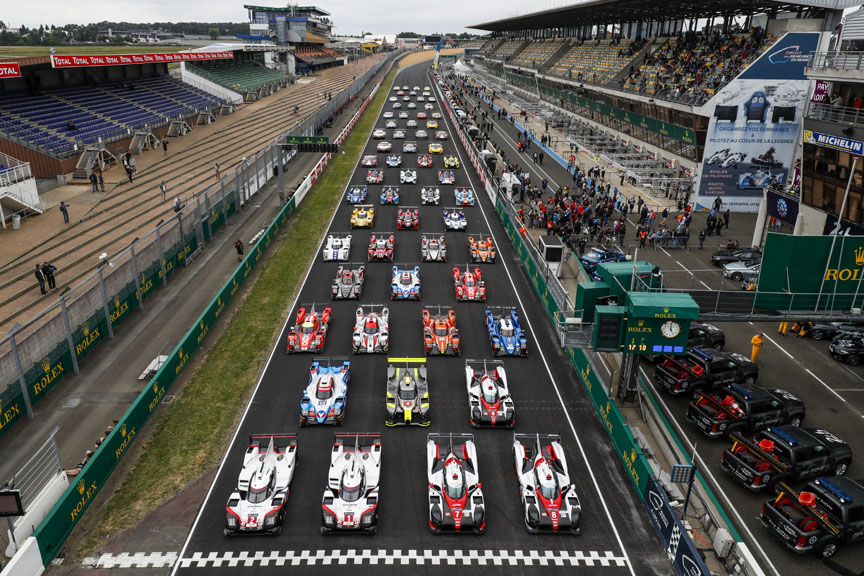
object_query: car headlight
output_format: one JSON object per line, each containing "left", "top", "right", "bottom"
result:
{"left": 264, "top": 514, "right": 276, "bottom": 527}
{"left": 527, "top": 505, "right": 540, "bottom": 525}
{"left": 323, "top": 513, "right": 335, "bottom": 526}
{"left": 362, "top": 513, "right": 373, "bottom": 525}
{"left": 226, "top": 515, "right": 237, "bottom": 528}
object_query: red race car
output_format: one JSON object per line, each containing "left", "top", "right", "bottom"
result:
{"left": 453, "top": 266, "right": 486, "bottom": 302}
{"left": 418, "top": 155, "right": 434, "bottom": 168}
{"left": 286, "top": 305, "right": 331, "bottom": 353}
{"left": 396, "top": 207, "right": 420, "bottom": 230}
{"left": 368, "top": 234, "right": 395, "bottom": 261}
{"left": 422, "top": 307, "right": 460, "bottom": 356}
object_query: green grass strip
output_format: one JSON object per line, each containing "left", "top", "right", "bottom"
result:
{"left": 79, "top": 66, "right": 398, "bottom": 554}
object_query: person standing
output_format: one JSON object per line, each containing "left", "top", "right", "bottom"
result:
{"left": 698, "top": 228, "right": 706, "bottom": 249}
{"left": 160, "top": 180, "right": 168, "bottom": 201}
{"left": 778, "top": 321, "right": 789, "bottom": 336}
{"left": 162, "top": 139, "right": 168, "bottom": 156}
{"left": 98, "top": 171, "right": 105, "bottom": 192}
{"left": 43, "top": 262, "right": 56, "bottom": 290}
{"left": 235, "top": 239, "right": 244, "bottom": 262}
{"left": 173, "top": 197, "right": 182, "bottom": 213}
{"left": 89, "top": 172, "right": 98, "bottom": 192}
{"left": 750, "top": 333, "right": 764, "bottom": 362}
{"left": 214, "top": 162, "right": 221, "bottom": 180}
{"left": 723, "top": 208, "right": 730, "bottom": 229}
{"left": 35, "top": 264, "right": 47, "bottom": 295}
{"left": 59, "top": 201, "right": 69, "bottom": 224}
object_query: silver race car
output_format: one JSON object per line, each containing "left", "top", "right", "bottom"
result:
{"left": 421, "top": 187, "right": 440, "bottom": 205}
{"left": 443, "top": 208, "right": 467, "bottom": 231}
{"left": 352, "top": 306, "right": 389, "bottom": 354}
{"left": 400, "top": 169, "right": 417, "bottom": 184}
{"left": 385, "top": 362, "right": 430, "bottom": 426}
{"left": 465, "top": 359, "right": 515, "bottom": 428}
{"left": 321, "top": 433, "right": 381, "bottom": 535}
{"left": 299, "top": 358, "right": 349, "bottom": 426}
{"left": 331, "top": 264, "right": 365, "bottom": 300}
{"left": 224, "top": 434, "right": 297, "bottom": 536}
{"left": 386, "top": 155, "right": 402, "bottom": 168}
{"left": 367, "top": 233, "right": 395, "bottom": 261}
{"left": 427, "top": 433, "right": 485, "bottom": 534}
{"left": 421, "top": 235, "right": 447, "bottom": 262}
{"left": 322, "top": 234, "right": 351, "bottom": 262}
{"left": 513, "top": 433, "right": 581, "bottom": 534}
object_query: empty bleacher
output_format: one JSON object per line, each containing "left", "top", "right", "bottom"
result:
{"left": 187, "top": 59, "right": 286, "bottom": 93}
{"left": 511, "top": 38, "right": 566, "bottom": 69}
{"left": 0, "top": 76, "right": 223, "bottom": 157}
{"left": 490, "top": 39, "right": 526, "bottom": 62}
{"left": 548, "top": 39, "right": 640, "bottom": 85}
{"left": 476, "top": 37, "right": 505, "bottom": 58}
{"left": 294, "top": 44, "right": 344, "bottom": 66}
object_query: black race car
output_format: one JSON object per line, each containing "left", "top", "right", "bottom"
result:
{"left": 807, "top": 322, "right": 864, "bottom": 341}
{"left": 711, "top": 248, "right": 763, "bottom": 267}
{"left": 829, "top": 336, "right": 864, "bottom": 366}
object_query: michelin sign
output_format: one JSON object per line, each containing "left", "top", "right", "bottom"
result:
{"left": 803, "top": 130, "right": 864, "bottom": 155}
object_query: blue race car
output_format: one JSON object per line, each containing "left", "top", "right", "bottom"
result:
{"left": 346, "top": 186, "right": 368, "bottom": 204}
{"left": 380, "top": 186, "right": 400, "bottom": 205}
{"left": 485, "top": 308, "right": 528, "bottom": 357}
{"left": 578, "top": 248, "right": 628, "bottom": 272}
{"left": 299, "top": 359, "right": 349, "bottom": 426}
{"left": 391, "top": 265, "right": 421, "bottom": 300}
{"left": 454, "top": 187, "right": 475, "bottom": 207}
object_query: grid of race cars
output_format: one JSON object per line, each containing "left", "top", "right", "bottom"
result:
{"left": 222, "top": 78, "right": 583, "bottom": 540}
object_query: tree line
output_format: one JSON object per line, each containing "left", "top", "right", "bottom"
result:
{"left": 0, "top": 21, "right": 250, "bottom": 46}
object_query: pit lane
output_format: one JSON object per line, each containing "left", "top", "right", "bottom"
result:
{"left": 171, "top": 63, "right": 668, "bottom": 575}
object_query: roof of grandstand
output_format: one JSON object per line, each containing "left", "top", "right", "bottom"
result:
{"left": 471, "top": 0, "right": 860, "bottom": 31}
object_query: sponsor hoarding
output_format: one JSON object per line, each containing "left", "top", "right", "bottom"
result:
{"left": 766, "top": 190, "right": 799, "bottom": 225}
{"left": 50, "top": 51, "right": 233, "bottom": 68}
{"left": 0, "top": 62, "right": 21, "bottom": 79}
{"left": 803, "top": 130, "right": 864, "bottom": 155}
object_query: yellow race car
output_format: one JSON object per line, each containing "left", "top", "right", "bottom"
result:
{"left": 428, "top": 143, "right": 444, "bottom": 154}
{"left": 426, "top": 120, "right": 439, "bottom": 129}
{"left": 350, "top": 205, "right": 375, "bottom": 228}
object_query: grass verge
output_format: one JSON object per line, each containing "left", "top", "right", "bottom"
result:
{"left": 79, "top": 65, "right": 397, "bottom": 554}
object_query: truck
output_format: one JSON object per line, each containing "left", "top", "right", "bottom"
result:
{"left": 721, "top": 426, "right": 852, "bottom": 491}
{"left": 686, "top": 384, "right": 805, "bottom": 438}
{"left": 654, "top": 348, "right": 756, "bottom": 395}
{"left": 761, "top": 476, "right": 864, "bottom": 558}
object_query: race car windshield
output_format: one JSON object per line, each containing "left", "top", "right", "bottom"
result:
{"left": 342, "top": 274, "right": 353, "bottom": 284}
{"left": 482, "top": 388, "right": 498, "bottom": 404}
{"left": 400, "top": 276, "right": 412, "bottom": 286}
{"left": 340, "top": 481, "right": 362, "bottom": 503}
{"left": 247, "top": 485, "right": 269, "bottom": 504}
{"left": 500, "top": 326, "right": 514, "bottom": 337}
{"left": 446, "top": 475, "right": 465, "bottom": 499}
{"left": 364, "top": 322, "right": 378, "bottom": 335}
{"left": 398, "top": 386, "right": 416, "bottom": 401}
{"left": 435, "top": 326, "right": 448, "bottom": 337}
{"left": 537, "top": 475, "right": 560, "bottom": 500}
{"left": 463, "top": 277, "right": 475, "bottom": 287}
{"left": 316, "top": 385, "right": 333, "bottom": 400}
{"left": 301, "top": 323, "right": 316, "bottom": 334}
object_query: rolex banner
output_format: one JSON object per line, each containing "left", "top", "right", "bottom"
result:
{"left": 696, "top": 33, "right": 819, "bottom": 212}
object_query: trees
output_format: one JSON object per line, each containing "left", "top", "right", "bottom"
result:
{"left": 208, "top": 27, "right": 219, "bottom": 40}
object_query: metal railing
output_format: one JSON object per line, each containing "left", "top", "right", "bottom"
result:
{"left": 807, "top": 101, "right": 864, "bottom": 125}
{"left": 808, "top": 51, "right": 864, "bottom": 71}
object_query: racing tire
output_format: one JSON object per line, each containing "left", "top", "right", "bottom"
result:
{"left": 816, "top": 536, "right": 838, "bottom": 559}
{"left": 270, "top": 524, "right": 282, "bottom": 537}
{"left": 847, "top": 355, "right": 862, "bottom": 366}
{"left": 731, "top": 272, "right": 743, "bottom": 282}
{"left": 320, "top": 526, "right": 332, "bottom": 536}
{"left": 789, "top": 416, "right": 802, "bottom": 427}
{"left": 365, "top": 524, "right": 378, "bottom": 535}
{"left": 809, "top": 330, "right": 825, "bottom": 341}
{"left": 298, "top": 418, "right": 308, "bottom": 427}
{"left": 835, "top": 461, "right": 850, "bottom": 476}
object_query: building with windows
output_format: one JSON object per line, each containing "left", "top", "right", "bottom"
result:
{"left": 246, "top": 5, "right": 334, "bottom": 44}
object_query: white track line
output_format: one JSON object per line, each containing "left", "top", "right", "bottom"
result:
{"left": 171, "top": 74, "right": 388, "bottom": 576}
{"left": 637, "top": 367, "right": 781, "bottom": 576}
{"left": 434, "top": 73, "right": 636, "bottom": 576}
{"left": 805, "top": 368, "right": 847, "bottom": 403}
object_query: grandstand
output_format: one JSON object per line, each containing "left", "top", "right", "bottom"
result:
{"left": 489, "top": 38, "right": 528, "bottom": 62}
{"left": 547, "top": 39, "right": 642, "bottom": 84}
{"left": 187, "top": 58, "right": 285, "bottom": 94}
{"left": 511, "top": 38, "right": 566, "bottom": 69}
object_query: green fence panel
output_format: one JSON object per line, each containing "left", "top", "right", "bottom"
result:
{"left": 24, "top": 343, "right": 72, "bottom": 406}
{"left": 109, "top": 286, "right": 137, "bottom": 327}
{"left": 73, "top": 312, "right": 108, "bottom": 361}
{"left": 0, "top": 382, "right": 27, "bottom": 437}
{"left": 138, "top": 266, "right": 163, "bottom": 301}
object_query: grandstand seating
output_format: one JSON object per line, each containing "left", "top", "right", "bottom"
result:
{"left": 476, "top": 37, "right": 505, "bottom": 57}
{"left": 187, "top": 59, "right": 287, "bottom": 93}
{"left": 490, "top": 39, "right": 525, "bottom": 61}
{"left": 294, "top": 44, "right": 344, "bottom": 65}
{"left": 548, "top": 39, "right": 642, "bottom": 85}
{"left": 0, "top": 76, "right": 223, "bottom": 156}
{"left": 511, "top": 38, "right": 566, "bottom": 69}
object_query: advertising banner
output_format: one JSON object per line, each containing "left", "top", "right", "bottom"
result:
{"left": 810, "top": 79, "right": 831, "bottom": 104}
{"left": 50, "top": 51, "right": 233, "bottom": 68}
{"left": 643, "top": 477, "right": 711, "bottom": 576}
{"left": 766, "top": 190, "right": 799, "bottom": 226}
{"left": 0, "top": 62, "right": 21, "bottom": 79}
{"left": 803, "top": 130, "right": 864, "bottom": 155}
{"left": 696, "top": 33, "right": 819, "bottom": 212}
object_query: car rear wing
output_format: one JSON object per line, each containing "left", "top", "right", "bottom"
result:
{"left": 311, "top": 356, "right": 350, "bottom": 369}
{"left": 467, "top": 233, "right": 493, "bottom": 243}
{"left": 442, "top": 206, "right": 464, "bottom": 212}
{"left": 773, "top": 481, "right": 841, "bottom": 537}
{"left": 727, "top": 431, "right": 787, "bottom": 473}
{"left": 334, "top": 432, "right": 382, "bottom": 453}
{"left": 381, "top": 185, "right": 400, "bottom": 192}
{"left": 397, "top": 205, "right": 419, "bottom": 211}
{"left": 514, "top": 432, "right": 563, "bottom": 445}
{"left": 248, "top": 434, "right": 297, "bottom": 453}
{"left": 327, "top": 232, "right": 351, "bottom": 239}
{"left": 485, "top": 305, "right": 517, "bottom": 315}
{"left": 353, "top": 204, "right": 373, "bottom": 210}
{"left": 337, "top": 262, "right": 366, "bottom": 270}
{"left": 465, "top": 358, "right": 504, "bottom": 372}
{"left": 369, "top": 231, "right": 395, "bottom": 239}
{"left": 428, "top": 432, "right": 475, "bottom": 453}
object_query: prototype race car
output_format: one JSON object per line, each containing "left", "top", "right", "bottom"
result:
{"left": 385, "top": 155, "right": 402, "bottom": 168}
{"left": 427, "top": 433, "right": 486, "bottom": 534}
{"left": 429, "top": 143, "right": 444, "bottom": 154}
{"left": 443, "top": 155, "right": 460, "bottom": 168}
{"left": 421, "top": 235, "right": 447, "bottom": 262}
{"left": 366, "top": 170, "right": 384, "bottom": 185}
{"left": 400, "top": 169, "right": 417, "bottom": 184}
{"left": 322, "top": 233, "right": 351, "bottom": 261}
{"left": 350, "top": 205, "right": 375, "bottom": 228}
{"left": 361, "top": 155, "right": 378, "bottom": 167}
{"left": 513, "top": 433, "right": 582, "bottom": 534}
{"left": 286, "top": 305, "right": 332, "bottom": 353}
{"left": 393, "top": 130, "right": 406, "bottom": 140}
{"left": 403, "top": 141, "right": 417, "bottom": 153}
{"left": 391, "top": 265, "right": 422, "bottom": 300}
{"left": 377, "top": 141, "right": 392, "bottom": 152}
{"left": 443, "top": 208, "right": 467, "bottom": 231}
{"left": 431, "top": 111, "right": 441, "bottom": 118}
{"left": 439, "top": 170, "right": 456, "bottom": 185}
{"left": 468, "top": 235, "right": 496, "bottom": 263}
{"left": 372, "top": 129, "right": 386, "bottom": 139}
{"left": 346, "top": 186, "right": 368, "bottom": 204}
{"left": 300, "top": 358, "right": 349, "bottom": 426}
{"left": 454, "top": 266, "right": 486, "bottom": 302}
{"left": 418, "top": 155, "right": 434, "bottom": 168}
{"left": 224, "top": 434, "right": 297, "bottom": 536}
{"left": 396, "top": 207, "right": 420, "bottom": 231}
{"left": 321, "top": 433, "right": 381, "bottom": 534}
{"left": 379, "top": 186, "right": 400, "bottom": 205}
{"left": 435, "top": 131, "right": 449, "bottom": 140}
{"left": 367, "top": 234, "right": 395, "bottom": 261}
{"left": 407, "top": 102, "right": 416, "bottom": 109}
{"left": 392, "top": 102, "right": 402, "bottom": 109}
{"left": 466, "top": 359, "right": 514, "bottom": 428}
{"left": 386, "top": 363, "right": 430, "bottom": 426}
{"left": 427, "top": 120, "right": 439, "bottom": 129}
{"left": 421, "top": 187, "right": 440, "bottom": 205}
{"left": 352, "top": 306, "right": 389, "bottom": 354}
{"left": 422, "top": 307, "right": 460, "bottom": 356}
{"left": 485, "top": 308, "right": 528, "bottom": 357}
{"left": 454, "top": 187, "right": 475, "bottom": 205}
{"left": 331, "top": 265, "right": 365, "bottom": 300}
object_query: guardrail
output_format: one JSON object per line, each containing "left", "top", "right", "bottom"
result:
{"left": 25, "top": 51, "right": 401, "bottom": 568}
{"left": 808, "top": 51, "right": 864, "bottom": 70}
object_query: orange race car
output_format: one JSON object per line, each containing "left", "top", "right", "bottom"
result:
{"left": 421, "top": 307, "right": 461, "bottom": 356}
{"left": 468, "top": 235, "right": 497, "bottom": 264}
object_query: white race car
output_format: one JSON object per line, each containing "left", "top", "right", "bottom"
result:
{"left": 421, "top": 187, "right": 440, "bottom": 205}
{"left": 224, "top": 434, "right": 297, "bottom": 536}
{"left": 513, "top": 433, "right": 582, "bottom": 534}
{"left": 465, "top": 359, "right": 515, "bottom": 428}
{"left": 443, "top": 208, "right": 467, "bottom": 231}
{"left": 322, "top": 234, "right": 351, "bottom": 261}
{"left": 386, "top": 155, "right": 402, "bottom": 167}
{"left": 321, "top": 433, "right": 381, "bottom": 535}
{"left": 391, "top": 266, "right": 421, "bottom": 300}
{"left": 438, "top": 170, "right": 456, "bottom": 185}
{"left": 352, "top": 306, "right": 389, "bottom": 354}
{"left": 373, "top": 129, "right": 387, "bottom": 139}
{"left": 299, "top": 358, "right": 350, "bottom": 426}
{"left": 421, "top": 235, "right": 447, "bottom": 262}
{"left": 427, "top": 433, "right": 485, "bottom": 534}
{"left": 400, "top": 169, "right": 417, "bottom": 184}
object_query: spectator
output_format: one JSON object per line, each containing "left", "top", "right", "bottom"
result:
{"left": 43, "top": 262, "right": 56, "bottom": 290}
{"left": 35, "top": 264, "right": 47, "bottom": 295}
{"left": 235, "top": 239, "right": 244, "bottom": 262}
{"left": 59, "top": 201, "right": 69, "bottom": 224}
{"left": 162, "top": 139, "right": 169, "bottom": 156}
{"left": 173, "top": 197, "right": 182, "bottom": 213}
{"left": 89, "top": 172, "right": 98, "bottom": 193}
{"left": 98, "top": 171, "right": 105, "bottom": 192}
{"left": 160, "top": 180, "right": 168, "bottom": 201}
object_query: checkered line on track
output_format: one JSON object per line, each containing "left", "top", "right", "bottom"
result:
{"left": 89, "top": 550, "right": 628, "bottom": 569}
